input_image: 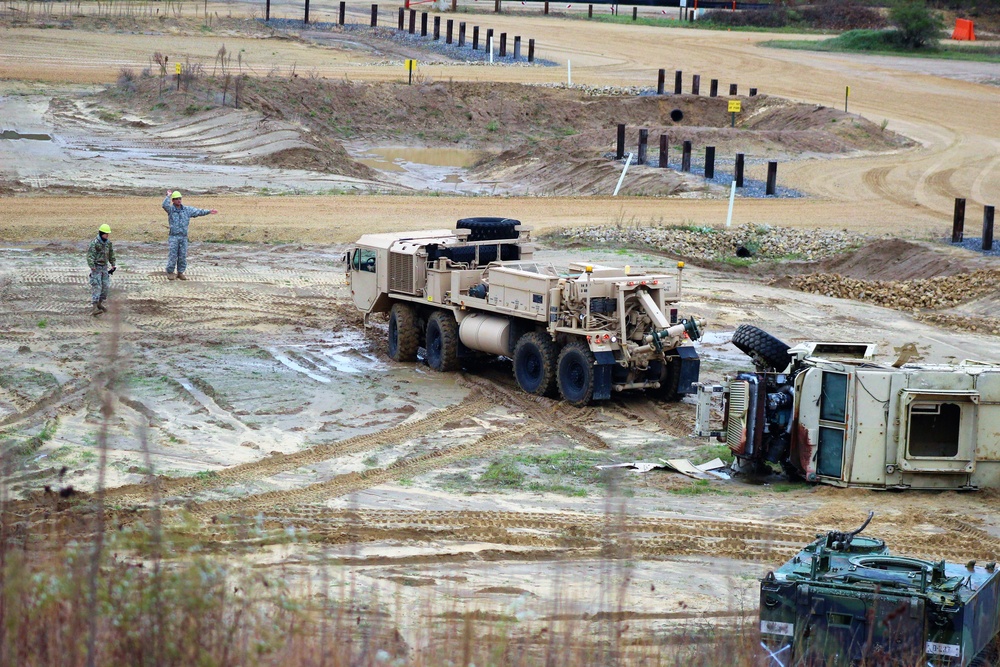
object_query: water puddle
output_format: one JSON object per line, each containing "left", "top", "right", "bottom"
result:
{"left": 356, "top": 146, "right": 484, "bottom": 171}
{"left": 1, "top": 130, "right": 52, "bottom": 141}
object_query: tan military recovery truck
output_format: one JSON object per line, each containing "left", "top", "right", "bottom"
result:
{"left": 694, "top": 324, "right": 1000, "bottom": 490}
{"left": 347, "top": 218, "right": 703, "bottom": 405}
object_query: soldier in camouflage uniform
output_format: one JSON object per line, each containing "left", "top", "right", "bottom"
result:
{"left": 162, "top": 190, "right": 218, "bottom": 280}
{"left": 87, "top": 224, "right": 116, "bottom": 316}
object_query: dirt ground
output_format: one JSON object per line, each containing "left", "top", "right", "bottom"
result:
{"left": 2, "top": 0, "right": 1000, "bottom": 655}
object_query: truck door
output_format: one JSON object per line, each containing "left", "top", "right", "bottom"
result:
{"left": 350, "top": 247, "right": 380, "bottom": 312}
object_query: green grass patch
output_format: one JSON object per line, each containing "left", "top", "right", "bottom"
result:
{"left": 769, "top": 482, "right": 811, "bottom": 493}
{"left": 765, "top": 31, "right": 1000, "bottom": 63}
{"left": 694, "top": 444, "right": 734, "bottom": 466}
{"left": 670, "top": 479, "right": 728, "bottom": 495}
{"left": 479, "top": 460, "right": 525, "bottom": 488}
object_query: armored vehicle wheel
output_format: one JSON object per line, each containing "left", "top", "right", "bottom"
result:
{"left": 731, "top": 324, "right": 791, "bottom": 371}
{"left": 426, "top": 311, "right": 459, "bottom": 372}
{"left": 388, "top": 303, "right": 420, "bottom": 362}
{"left": 513, "top": 332, "right": 558, "bottom": 396}
{"left": 557, "top": 341, "right": 596, "bottom": 407}
{"left": 457, "top": 217, "right": 520, "bottom": 242}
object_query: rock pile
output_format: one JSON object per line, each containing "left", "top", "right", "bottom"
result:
{"left": 788, "top": 269, "right": 1000, "bottom": 311}
{"left": 555, "top": 223, "right": 868, "bottom": 262}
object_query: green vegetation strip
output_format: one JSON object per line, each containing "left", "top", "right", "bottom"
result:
{"left": 764, "top": 31, "right": 1000, "bottom": 63}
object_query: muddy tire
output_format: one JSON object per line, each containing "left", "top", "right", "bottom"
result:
{"left": 513, "top": 331, "right": 558, "bottom": 396}
{"left": 388, "top": 303, "right": 419, "bottom": 362}
{"left": 457, "top": 217, "right": 519, "bottom": 242}
{"left": 557, "top": 341, "right": 596, "bottom": 407}
{"left": 731, "top": 324, "right": 791, "bottom": 371}
{"left": 426, "top": 311, "right": 459, "bottom": 372}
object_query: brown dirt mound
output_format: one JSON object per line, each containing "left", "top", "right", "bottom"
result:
{"left": 809, "top": 238, "right": 994, "bottom": 280}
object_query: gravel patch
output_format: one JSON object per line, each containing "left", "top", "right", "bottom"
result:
{"left": 950, "top": 237, "right": 1000, "bottom": 257}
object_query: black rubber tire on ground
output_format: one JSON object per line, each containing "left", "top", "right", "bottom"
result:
{"left": 425, "top": 311, "right": 460, "bottom": 372}
{"left": 650, "top": 354, "right": 680, "bottom": 402}
{"left": 388, "top": 303, "right": 419, "bottom": 362}
{"left": 731, "top": 324, "right": 791, "bottom": 371}
{"left": 557, "top": 341, "right": 597, "bottom": 407}
{"left": 513, "top": 331, "right": 558, "bottom": 396}
{"left": 457, "top": 217, "right": 520, "bottom": 242}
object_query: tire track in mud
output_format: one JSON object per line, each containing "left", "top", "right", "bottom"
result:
{"left": 0, "top": 377, "right": 88, "bottom": 428}
{"left": 190, "top": 424, "right": 540, "bottom": 519}
{"left": 862, "top": 165, "right": 914, "bottom": 211}
{"left": 105, "top": 393, "right": 494, "bottom": 505}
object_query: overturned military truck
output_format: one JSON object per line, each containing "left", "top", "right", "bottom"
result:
{"left": 694, "top": 325, "right": 1000, "bottom": 490}
{"left": 761, "top": 512, "right": 1000, "bottom": 667}
{"left": 346, "top": 218, "right": 703, "bottom": 405}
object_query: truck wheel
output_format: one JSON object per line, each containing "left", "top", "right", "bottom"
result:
{"left": 731, "top": 324, "right": 791, "bottom": 371}
{"left": 513, "top": 332, "right": 558, "bottom": 396}
{"left": 457, "top": 217, "right": 520, "bottom": 242}
{"left": 557, "top": 341, "right": 596, "bottom": 407}
{"left": 388, "top": 303, "right": 419, "bottom": 362}
{"left": 426, "top": 311, "right": 459, "bottom": 372}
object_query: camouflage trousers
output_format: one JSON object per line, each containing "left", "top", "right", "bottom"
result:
{"left": 166, "top": 234, "right": 189, "bottom": 274}
{"left": 89, "top": 268, "right": 110, "bottom": 303}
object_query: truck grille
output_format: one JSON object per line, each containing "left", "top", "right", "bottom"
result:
{"left": 389, "top": 252, "right": 414, "bottom": 293}
{"left": 727, "top": 381, "right": 749, "bottom": 453}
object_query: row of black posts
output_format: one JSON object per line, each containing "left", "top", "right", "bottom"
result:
{"left": 616, "top": 124, "right": 779, "bottom": 195}
{"left": 657, "top": 69, "right": 757, "bottom": 98}
{"left": 952, "top": 198, "right": 996, "bottom": 251}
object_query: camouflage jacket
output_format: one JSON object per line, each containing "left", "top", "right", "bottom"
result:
{"left": 87, "top": 235, "right": 116, "bottom": 270}
{"left": 162, "top": 194, "right": 211, "bottom": 237}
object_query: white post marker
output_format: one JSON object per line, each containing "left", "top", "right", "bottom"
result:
{"left": 488, "top": 36, "right": 494, "bottom": 63}
{"left": 725, "top": 179, "right": 736, "bottom": 227}
{"left": 613, "top": 152, "right": 633, "bottom": 196}
{"left": 567, "top": 59, "right": 572, "bottom": 86}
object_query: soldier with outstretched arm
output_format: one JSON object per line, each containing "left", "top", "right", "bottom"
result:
{"left": 162, "top": 190, "right": 218, "bottom": 280}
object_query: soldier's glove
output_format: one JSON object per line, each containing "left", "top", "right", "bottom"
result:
{"left": 108, "top": 267, "right": 116, "bottom": 275}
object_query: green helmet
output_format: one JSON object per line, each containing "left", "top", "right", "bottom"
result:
{"left": 171, "top": 191, "right": 182, "bottom": 199}
{"left": 99, "top": 224, "right": 111, "bottom": 234}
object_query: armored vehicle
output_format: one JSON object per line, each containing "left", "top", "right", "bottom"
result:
{"left": 761, "top": 513, "right": 1000, "bottom": 666}
{"left": 347, "top": 218, "right": 703, "bottom": 405}
{"left": 694, "top": 325, "right": 1000, "bottom": 489}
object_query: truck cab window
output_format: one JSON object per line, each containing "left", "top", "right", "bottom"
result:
{"left": 820, "top": 372, "right": 848, "bottom": 422}
{"left": 355, "top": 249, "right": 377, "bottom": 273}
{"left": 908, "top": 403, "right": 961, "bottom": 457}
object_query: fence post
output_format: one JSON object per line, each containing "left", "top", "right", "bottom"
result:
{"left": 638, "top": 129, "right": 648, "bottom": 165}
{"left": 632, "top": 6, "right": 637, "bottom": 20}
{"left": 656, "top": 69, "right": 665, "bottom": 95}
{"left": 494, "top": 0, "right": 500, "bottom": 12}
{"left": 486, "top": 28, "right": 494, "bottom": 51}
{"left": 735, "top": 153, "right": 744, "bottom": 188}
{"left": 544, "top": 0, "right": 549, "bottom": 13}
{"left": 674, "top": 70, "right": 682, "bottom": 95}
{"left": 513, "top": 35, "right": 521, "bottom": 59}
{"left": 447, "top": 19, "right": 454, "bottom": 43}
{"left": 304, "top": 0, "right": 309, "bottom": 24}
{"left": 709, "top": 79, "right": 718, "bottom": 97}
{"left": 265, "top": 0, "right": 270, "bottom": 21}
{"left": 682, "top": 140, "right": 692, "bottom": 172}
{"left": 952, "top": 198, "right": 966, "bottom": 242}
{"left": 704, "top": 146, "right": 715, "bottom": 179}
{"left": 370, "top": 3, "right": 377, "bottom": 26}
{"left": 984, "top": 205, "right": 995, "bottom": 251}
{"left": 473, "top": 25, "right": 480, "bottom": 49}
{"left": 398, "top": 7, "right": 404, "bottom": 30}
{"left": 729, "top": 83, "right": 738, "bottom": 95}
{"left": 616, "top": 124, "right": 626, "bottom": 160}
{"left": 692, "top": 74, "right": 700, "bottom": 95}
{"left": 659, "top": 134, "right": 668, "bottom": 168}
{"left": 588, "top": 4, "right": 593, "bottom": 17}
{"left": 408, "top": 8, "right": 416, "bottom": 33}
{"left": 433, "top": 15, "right": 440, "bottom": 39}
{"left": 339, "top": 1, "right": 345, "bottom": 24}
{"left": 749, "top": 87, "right": 758, "bottom": 96}
{"left": 458, "top": 22, "right": 466, "bottom": 46}
{"left": 528, "top": 38, "right": 534, "bottom": 62}
{"left": 421, "top": 12, "right": 428, "bottom": 36}
{"left": 766, "top": 161, "right": 778, "bottom": 195}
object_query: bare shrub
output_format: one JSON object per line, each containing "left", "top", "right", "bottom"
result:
{"left": 116, "top": 66, "right": 137, "bottom": 93}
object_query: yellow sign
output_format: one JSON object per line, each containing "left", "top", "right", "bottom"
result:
{"left": 175, "top": 63, "right": 182, "bottom": 74}
{"left": 405, "top": 59, "right": 417, "bottom": 72}
{"left": 728, "top": 100, "right": 742, "bottom": 113}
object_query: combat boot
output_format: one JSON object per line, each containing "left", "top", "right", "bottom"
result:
{"left": 167, "top": 272, "right": 176, "bottom": 280}
{"left": 177, "top": 273, "right": 188, "bottom": 281}
{"left": 91, "top": 302, "right": 102, "bottom": 316}
{"left": 97, "top": 300, "right": 108, "bottom": 313}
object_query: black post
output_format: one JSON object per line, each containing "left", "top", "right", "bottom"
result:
{"left": 513, "top": 35, "right": 521, "bottom": 59}
{"left": 749, "top": 87, "right": 758, "bottom": 96}
{"left": 659, "top": 134, "right": 668, "bottom": 168}
{"left": 447, "top": 19, "right": 453, "bottom": 43}
{"left": 304, "top": 0, "right": 310, "bottom": 24}
{"left": 638, "top": 129, "right": 648, "bottom": 165}
{"left": 735, "top": 153, "right": 745, "bottom": 188}
{"left": 983, "top": 205, "right": 995, "bottom": 251}
{"left": 632, "top": 6, "right": 637, "bottom": 19}
{"left": 421, "top": 12, "right": 428, "bottom": 36}
{"left": 952, "top": 198, "right": 966, "bottom": 242}
{"left": 338, "top": 1, "right": 345, "bottom": 24}
{"left": 681, "top": 140, "right": 691, "bottom": 172}
{"left": 409, "top": 9, "right": 416, "bottom": 33}
{"left": 458, "top": 22, "right": 466, "bottom": 46}
{"left": 692, "top": 74, "right": 700, "bottom": 95}
{"left": 766, "top": 161, "right": 778, "bottom": 195}
{"left": 265, "top": 0, "right": 270, "bottom": 21}
{"left": 588, "top": 4, "right": 593, "bottom": 17}
{"left": 398, "top": 7, "right": 404, "bottom": 30}
{"left": 729, "top": 83, "right": 738, "bottom": 96}
{"left": 499, "top": 32, "right": 506, "bottom": 56}
{"left": 704, "top": 146, "right": 715, "bottom": 179}
{"left": 473, "top": 25, "right": 480, "bottom": 49}
{"left": 709, "top": 79, "right": 718, "bottom": 97}
{"left": 433, "top": 15, "right": 440, "bottom": 40}
{"left": 494, "top": 0, "right": 500, "bottom": 12}
{"left": 544, "top": 0, "right": 549, "bottom": 13}
{"left": 616, "top": 123, "right": 625, "bottom": 160}
{"left": 657, "top": 69, "right": 665, "bottom": 95}
{"left": 528, "top": 38, "right": 535, "bottom": 62}
{"left": 674, "top": 70, "right": 682, "bottom": 95}
{"left": 486, "top": 28, "right": 494, "bottom": 50}
{"left": 370, "top": 3, "right": 376, "bottom": 26}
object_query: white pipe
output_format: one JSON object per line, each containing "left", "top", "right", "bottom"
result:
{"left": 725, "top": 179, "right": 736, "bottom": 227}
{"left": 613, "top": 152, "right": 633, "bottom": 196}
{"left": 567, "top": 59, "right": 571, "bottom": 86}
{"left": 488, "top": 36, "right": 494, "bottom": 63}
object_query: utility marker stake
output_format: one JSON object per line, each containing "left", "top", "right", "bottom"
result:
{"left": 567, "top": 59, "right": 572, "bottom": 86}
{"left": 726, "top": 180, "right": 736, "bottom": 228}
{"left": 613, "top": 153, "right": 633, "bottom": 196}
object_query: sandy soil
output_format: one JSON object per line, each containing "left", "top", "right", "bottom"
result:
{"left": 2, "top": 2, "right": 1000, "bottom": 655}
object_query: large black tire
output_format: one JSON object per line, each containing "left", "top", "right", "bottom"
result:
{"left": 388, "top": 303, "right": 420, "bottom": 362}
{"left": 425, "top": 311, "right": 459, "bottom": 372}
{"left": 731, "top": 324, "right": 791, "bottom": 371}
{"left": 513, "top": 332, "right": 558, "bottom": 396}
{"left": 457, "top": 217, "right": 520, "bottom": 242}
{"left": 557, "top": 341, "right": 597, "bottom": 407}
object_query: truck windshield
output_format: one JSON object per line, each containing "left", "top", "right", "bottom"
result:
{"left": 353, "top": 248, "right": 377, "bottom": 273}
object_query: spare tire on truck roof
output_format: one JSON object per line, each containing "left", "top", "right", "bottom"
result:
{"left": 731, "top": 324, "right": 791, "bottom": 371}
{"left": 456, "top": 217, "right": 520, "bottom": 242}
